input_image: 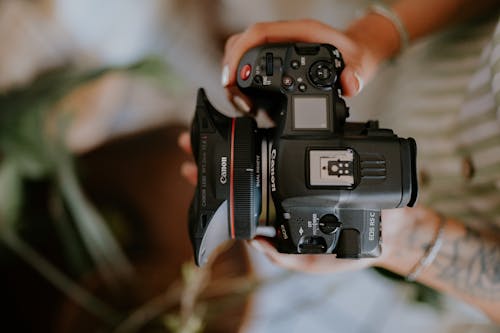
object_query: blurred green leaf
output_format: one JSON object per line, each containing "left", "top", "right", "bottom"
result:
{"left": 55, "top": 145, "right": 134, "bottom": 284}
{"left": 0, "top": 229, "right": 122, "bottom": 326}
{"left": 0, "top": 58, "right": 181, "bottom": 325}
{"left": 125, "top": 57, "right": 183, "bottom": 92}
{"left": 0, "top": 57, "right": 174, "bottom": 271}
{"left": 0, "top": 159, "right": 22, "bottom": 229}
{"left": 374, "top": 267, "right": 442, "bottom": 309}
{"left": 164, "top": 306, "right": 206, "bottom": 333}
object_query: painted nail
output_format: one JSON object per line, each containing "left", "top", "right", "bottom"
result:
{"left": 353, "top": 71, "right": 364, "bottom": 94}
{"left": 256, "top": 226, "right": 277, "bottom": 238}
{"left": 180, "top": 162, "right": 196, "bottom": 176}
{"left": 232, "top": 95, "right": 251, "bottom": 113}
{"left": 249, "top": 239, "right": 276, "bottom": 254}
{"left": 249, "top": 240, "right": 266, "bottom": 253}
{"left": 177, "top": 132, "right": 190, "bottom": 149}
{"left": 221, "top": 65, "right": 229, "bottom": 87}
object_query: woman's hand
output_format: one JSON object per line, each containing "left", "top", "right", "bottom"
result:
{"left": 248, "top": 208, "right": 421, "bottom": 274}
{"left": 178, "top": 131, "right": 415, "bottom": 274}
{"left": 248, "top": 237, "right": 378, "bottom": 274}
{"left": 221, "top": 18, "right": 402, "bottom": 112}
{"left": 179, "top": 17, "right": 405, "bottom": 271}
{"left": 178, "top": 132, "right": 197, "bottom": 185}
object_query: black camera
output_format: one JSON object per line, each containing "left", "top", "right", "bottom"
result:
{"left": 189, "top": 43, "right": 418, "bottom": 266}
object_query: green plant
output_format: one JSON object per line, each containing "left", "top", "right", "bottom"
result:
{"left": 0, "top": 60, "right": 262, "bottom": 332}
{"left": 0, "top": 59, "right": 174, "bottom": 325}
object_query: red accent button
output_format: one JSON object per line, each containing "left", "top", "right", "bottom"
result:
{"left": 240, "top": 64, "right": 252, "bottom": 80}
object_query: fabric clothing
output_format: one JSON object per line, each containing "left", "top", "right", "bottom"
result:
{"left": 375, "top": 14, "right": 500, "bottom": 232}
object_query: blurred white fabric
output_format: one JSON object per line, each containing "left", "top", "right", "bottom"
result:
{"left": 244, "top": 246, "right": 490, "bottom": 333}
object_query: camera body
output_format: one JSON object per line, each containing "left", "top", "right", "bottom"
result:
{"left": 189, "top": 43, "right": 418, "bottom": 266}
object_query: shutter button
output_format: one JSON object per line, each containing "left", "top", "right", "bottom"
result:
{"left": 282, "top": 76, "right": 294, "bottom": 87}
{"left": 240, "top": 64, "right": 252, "bottom": 81}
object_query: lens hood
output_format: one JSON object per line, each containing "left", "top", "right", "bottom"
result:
{"left": 189, "top": 89, "right": 259, "bottom": 265}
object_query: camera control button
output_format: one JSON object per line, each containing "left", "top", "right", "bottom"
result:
{"left": 291, "top": 59, "right": 300, "bottom": 69}
{"left": 309, "top": 60, "right": 336, "bottom": 87}
{"left": 319, "top": 214, "right": 341, "bottom": 234}
{"left": 316, "top": 66, "right": 331, "bottom": 79}
{"left": 266, "top": 53, "right": 274, "bottom": 76}
{"left": 298, "top": 83, "right": 307, "bottom": 92}
{"left": 295, "top": 43, "right": 320, "bottom": 55}
{"left": 298, "top": 236, "right": 327, "bottom": 254}
{"left": 253, "top": 75, "right": 263, "bottom": 85}
{"left": 240, "top": 64, "right": 252, "bottom": 81}
{"left": 282, "top": 75, "right": 294, "bottom": 88}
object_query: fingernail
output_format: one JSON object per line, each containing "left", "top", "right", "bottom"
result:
{"left": 249, "top": 240, "right": 265, "bottom": 253}
{"left": 232, "top": 95, "right": 251, "bottom": 113}
{"left": 180, "top": 162, "right": 196, "bottom": 176}
{"left": 353, "top": 71, "right": 364, "bottom": 94}
{"left": 256, "top": 226, "right": 277, "bottom": 237}
{"left": 178, "top": 132, "right": 190, "bottom": 148}
{"left": 221, "top": 65, "right": 229, "bottom": 87}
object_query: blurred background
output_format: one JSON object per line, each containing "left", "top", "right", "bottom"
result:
{"left": 0, "top": 0, "right": 496, "bottom": 332}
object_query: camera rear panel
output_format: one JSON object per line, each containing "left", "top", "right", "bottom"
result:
{"left": 237, "top": 43, "right": 348, "bottom": 134}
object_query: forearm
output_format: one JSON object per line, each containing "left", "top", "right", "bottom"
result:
{"left": 379, "top": 208, "right": 500, "bottom": 323}
{"left": 392, "top": 0, "right": 498, "bottom": 41}
{"left": 344, "top": 0, "right": 498, "bottom": 73}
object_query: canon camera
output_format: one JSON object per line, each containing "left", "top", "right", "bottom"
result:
{"left": 189, "top": 43, "right": 418, "bottom": 266}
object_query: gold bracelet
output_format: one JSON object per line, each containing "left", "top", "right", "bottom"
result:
{"left": 406, "top": 213, "right": 446, "bottom": 282}
{"left": 368, "top": 2, "right": 410, "bottom": 55}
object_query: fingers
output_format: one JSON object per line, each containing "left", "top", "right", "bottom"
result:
{"left": 223, "top": 33, "right": 242, "bottom": 57}
{"left": 226, "top": 86, "right": 253, "bottom": 114}
{"left": 178, "top": 131, "right": 197, "bottom": 185}
{"left": 222, "top": 20, "right": 344, "bottom": 89}
{"left": 248, "top": 238, "right": 326, "bottom": 272}
{"left": 221, "top": 20, "right": 369, "bottom": 99}
{"left": 223, "top": 34, "right": 254, "bottom": 114}
{"left": 180, "top": 162, "right": 197, "bottom": 185}
{"left": 248, "top": 237, "right": 375, "bottom": 273}
{"left": 249, "top": 238, "right": 318, "bottom": 272}
{"left": 221, "top": 34, "right": 242, "bottom": 86}
{"left": 177, "top": 131, "right": 192, "bottom": 154}
{"left": 340, "top": 66, "right": 364, "bottom": 97}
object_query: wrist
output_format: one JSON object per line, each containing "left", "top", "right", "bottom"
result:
{"left": 345, "top": 12, "right": 401, "bottom": 79}
{"left": 375, "top": 208, "right": 442, "bottom": 276}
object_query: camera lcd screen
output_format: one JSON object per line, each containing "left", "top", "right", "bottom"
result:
{"left": 292, "top": 96, "right": 328, "bottom": 129}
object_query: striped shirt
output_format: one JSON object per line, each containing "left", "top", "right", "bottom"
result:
{"left": 375, "top": 15, "right": 500, "bottom": 232}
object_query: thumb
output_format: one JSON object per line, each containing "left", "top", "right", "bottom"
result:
{"left": 340, "top": 66, "right": 364, "bottom": 97}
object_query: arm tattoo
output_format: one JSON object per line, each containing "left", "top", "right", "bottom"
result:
{"left": 433, "top": 226, "right": 500, "bottom": 301}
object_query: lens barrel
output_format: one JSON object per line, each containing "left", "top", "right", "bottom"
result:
{"left": 231, "top": 117, "right": 259, "bottom": 239}
{"left": 189, "top": 89, "right": 261, "bottom": 265}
